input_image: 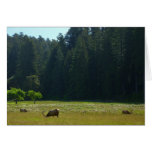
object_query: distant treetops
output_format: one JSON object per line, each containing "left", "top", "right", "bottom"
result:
{"left": 7, "top": 27, "right": 144, "bottom": 102}
{"left": 7, "top": 88, "right": 43, "bottom": 104}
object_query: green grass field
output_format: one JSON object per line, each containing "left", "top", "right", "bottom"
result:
{"left": 7, "top": 101, "right": 145, "bottom": 125}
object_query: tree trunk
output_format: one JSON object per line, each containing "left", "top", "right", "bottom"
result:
{"left": 34, "top": 100, "right": 36, "bottom": 104}
{"left": 15, "top": 100, "right": 17, "bottom": 104}
{"left": 135, "top": 74, "right": 138, "bottom": 94}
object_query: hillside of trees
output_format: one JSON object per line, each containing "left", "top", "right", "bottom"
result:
{"left": 7, "top": 27, "right": 145, "bottom": 102}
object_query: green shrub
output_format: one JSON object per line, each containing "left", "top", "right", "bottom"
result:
{"left": 7, "top": 88, "right": 25, "bottom": 104}
{"left": 27, "top": 90, "right": 43, "bottom": 104}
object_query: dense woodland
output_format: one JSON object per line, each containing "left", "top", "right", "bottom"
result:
{"left": 7, "top": 27, "right": 145, "bottom": 102}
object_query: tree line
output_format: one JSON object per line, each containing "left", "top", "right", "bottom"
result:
{"left": 7, "top": 27, "right": 145, "bottom": 102}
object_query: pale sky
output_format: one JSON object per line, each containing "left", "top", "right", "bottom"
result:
{"left": 7, "top": 27, "right": 70, "bottom": 40}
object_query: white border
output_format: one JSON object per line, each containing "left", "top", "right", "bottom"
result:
{"left": 0, "top": 0, "right": 152, "bottom": 152}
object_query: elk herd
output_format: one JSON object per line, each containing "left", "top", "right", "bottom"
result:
{"left": 20, "top": 108, "right": 60, "bottom": 117}
{"left": 19, "top": 108, "right": 132, "bottom": 117}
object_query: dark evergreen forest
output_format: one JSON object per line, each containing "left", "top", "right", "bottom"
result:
{"left": 7, "top": 27, "right": 145, "bottom": 102}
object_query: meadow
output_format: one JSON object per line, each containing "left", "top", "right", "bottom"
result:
{"left": 7, "top": 101, "right": 145, "bottom": 125}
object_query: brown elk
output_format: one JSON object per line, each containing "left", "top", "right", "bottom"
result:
{"left": 42, "top": 109, "right": 60, "bottom": 117}
{"left": 122, "top": 110, "right": 132, "bottom": 114}
{"left": 20, "top": 109, "right": 27, "bottom": 112}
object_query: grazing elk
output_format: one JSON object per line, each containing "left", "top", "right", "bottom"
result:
{"left": 20, "top": 109, "right": 27, "bottom": 112}
{"left": 82, "top": 111, "right": 87, "bottom": 114}
{"left": 122, "top": 110, "right": 132, "bottom": 114}
{"left": 42, "top": 109, "right": 60, "bottom": 117}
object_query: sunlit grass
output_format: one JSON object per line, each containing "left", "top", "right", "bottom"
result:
{"left": 7, "top": 101, "right": 145, "bottom": 125}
